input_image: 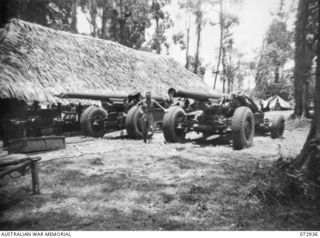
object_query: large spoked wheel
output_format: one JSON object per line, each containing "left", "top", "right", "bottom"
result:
{"left": 162, "top": 106, "right": 186, "bottom": 143}
{"left": 231, "top": 106, "right": 255, "bottom": 150}
{"left": 81, "top": 106, "right": 107, "bottom": 138}
{"left": 125, "top": 105, "right": 143, "bottom": 139}
{"left": 270, "top": 115, "right": 285, "bottom": 139}
{"left": 80, "top": 105, "right": 96, "bottom": 136}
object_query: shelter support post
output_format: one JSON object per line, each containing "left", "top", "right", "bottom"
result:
{"left": 0, "top": 157, "right": 41, "bottom": 195}
{"left": 31, "top": 160, "right": 40, "bottom": 194}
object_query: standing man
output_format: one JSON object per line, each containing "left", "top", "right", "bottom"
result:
{"left": 139, "top": 92, "right": 167, "bottom": 143}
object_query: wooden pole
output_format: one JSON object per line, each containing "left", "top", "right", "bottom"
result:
{"left": 31, "top": 160, "right": 40, "bottom": 194}
{"left": 0, "top": 157, "right": 41, "bottom": 194}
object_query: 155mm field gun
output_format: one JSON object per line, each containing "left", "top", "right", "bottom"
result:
{"left": 162, "top": 88, "right": 285, "bottom": 150}
{"left": 56, "top": 92, "right": 169, "bottom": 139}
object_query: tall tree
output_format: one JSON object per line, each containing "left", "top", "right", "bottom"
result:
{"left": 178, "top": 0, "right": 201, "bottom": 72}
{"left": 70, "top": 0, "right": 78, "bottom": 33}
{"left": 172, "top": 30, "right": 187, "bottom": 65}
{"left": 213, "top": 0, "right": 241, "bottom": 90}
{"left": 266, "top": 20, "right": 293, "bottom": 83}
{"left": 80, "top": 0, "right": 99, "bottom": 37}
{"left": 80, "top": 0, "right": 151, "bottom": 48}
{"left": 80, "top": 0, "right": 107, "bottom": 37}
{"left": 109, "top": 0, "right": 151, "bottom": 49}
{"left": 293, "top": 0, "right": 310, "bottom": 116}
{"left": 193, "top": 0, "right": 203, "bottom": 74}
{"left": 173, "top": 4, "right": 191, "bottom": 69}
{"left": 292, "top": 0, "right": 318, "bottom": 118}
{"left": 6, "top": 0, "right": 49, "bottom": 26}
{"left": 49, "top": 0, "right": 79, "bottom": 32}
{"left": 221, "top": 15, "right": 239, "bottom": 93}
{"left": 178, "top": 0, "right": 217, "bottom": 74}
{"left": 255, "top": 0, "right": 294, "bottom": 100}
{"left": 213, "top": 0, "right": 223, "bottom": 89}
{"left": 0, "top": 0, "right": 9, "bottom": 27}
{"left": 294, "top": 0, "right": 320, "bottom": 181}
{"left": 185, "top": 15, "right": 191, "bottom": 69}
{"left": 224, "top": 43, "right": 242, "bottom": 93}
{"left": 101, "top": 0, "right": 111, "bottom": 39}
{"left": 4, "top": 0, "right": 79, "bottom": 32}
{"left": 149, "top": 0, "right": 173, "bottom": 54}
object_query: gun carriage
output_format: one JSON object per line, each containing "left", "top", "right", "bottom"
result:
{"left": 56, "top": 92, "right": 168, "bottom": 139}
{"left": 162, "top": 88, "right": 285, "bottom": 150}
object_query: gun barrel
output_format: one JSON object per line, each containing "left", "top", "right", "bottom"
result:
{"left": 145, "top": 96, "right": 168, "bottom": 103}
{"left": 168, "top": 88, "right": 227, "bottom": 101}
{"left": 56, "top": 92, "right": 168, "bottom": 104}
{"left": 56, "top": 93, "right": 128, "bottom": 101}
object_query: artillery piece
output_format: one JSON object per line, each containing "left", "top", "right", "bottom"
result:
{"left": 162, "top": 88, "right": 285, "bottom": 150}
{"left": 56, "top": 92, "right": 168, "bottom": 139}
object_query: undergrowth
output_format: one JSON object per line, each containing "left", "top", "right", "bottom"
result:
{"left": 250, "top": 157, "right": 320, "bottom": 206}
{"left": 242, "top": 155, "right": 320, "bottom": 230}
{"left": 226, "top": 153, "right": 319, "bottom": 230}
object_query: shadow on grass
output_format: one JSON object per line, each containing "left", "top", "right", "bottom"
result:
{"left": 0, "top": 206, "right": 201, "bottom": 231}
{"left": 2, "top": 156, "right": 320, "bottom": 231}
{"left": 188, "top": 135, "right": 232, "bottom": 148}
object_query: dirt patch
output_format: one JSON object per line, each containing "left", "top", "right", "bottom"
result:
{"left": 0, "top": 111, "right": 318, "bottom": 230}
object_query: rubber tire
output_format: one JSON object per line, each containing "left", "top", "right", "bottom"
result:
{"left": 162, "top": 106, "right": 186, "bottom": 143}
{"left": 80, "top": 105, "right": 97, "bottom": 136}
{"left": 84, "top": 107, "right": 107, "bottom": 138}
{"left": 125, "top": 105, "right": 143, "bottom": 139}
{"left": 270, "top": 115, "right": 285, "bottom": 139}
{"left": 231, "top": 106, "right": 255, "bottom": 150}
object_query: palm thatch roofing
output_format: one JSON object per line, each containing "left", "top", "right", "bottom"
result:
{"left": 0, "top": 19, "right": 211, "bottom": 105}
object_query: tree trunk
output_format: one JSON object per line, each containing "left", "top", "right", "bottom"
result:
{"left": 119, "top": 19, "right": 126, "bottom": 45}
{"left": 110, "top": 12, "right": 118, "bottom": 42}
{"left": 231, "top": 75, "right": 234, "bottom": 92}
{"left": 194, "top": 16, "right": 202, "bottom": 74}
{"left": 221, "top": 46, "right": 226, "bottom": 93}
{"left": 118, "top": 0, "right": 127, "bottom": 45}
{"left": 15, "top": 0, "right": 48, "bottom": 27}
{"left": 295, "top": 3, "right": 320, "bottom": 181}
{"left": 155, "top": 17, "right": 161, "bottom": 54}
{"left": 0, "top": 0, "right": 9, "bottom": 27}
{"left": 293, "top": 0, "right": 309, "bottom": 117}
{"left": 227, "top": 54, "right": 232, "bottom": 93}
{"left": 101, "top": 2, "right": 108, "bottom": 39}
{"left": 214, "top": 0, "right": 223, "bottom": 89}
{"left": 222, "top": 77, "right": 226, "bottom": 93}
{"left": 313, "top": 29, "right": 320, "bottom": 139}
{"left": 70, "top": 0, "right": 78, "bottom": 33}
{"left": 91, "top": 18, "right": 97, "bottom": 37}
{"left": 88, "top": 0, "right": 98, "bottom": 37}
{"left": 185, "top": 17, "right": 190, "bottom": 69}
{"left": 302, "top": 80, "right": 310, "bottom": 117}
{"left": 302, "top": 39, "right": 316, "bottom": 118}
{"left": 275, "top": 63, "right": 280, "bottom": 83}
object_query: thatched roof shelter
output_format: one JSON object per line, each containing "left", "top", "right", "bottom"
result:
{"left": 0, "top": 19, "right": 210, "bottom": 105}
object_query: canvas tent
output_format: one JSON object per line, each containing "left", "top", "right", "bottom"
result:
{"left": 262, "top": 95, "right": 292, "bottom": 110}
{"left": 0, "top": 19, "right": 211, "bottom": 105}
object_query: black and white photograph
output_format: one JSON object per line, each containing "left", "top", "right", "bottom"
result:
{"left": 0, "top": 0, "right": 319, "bottom": 232}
